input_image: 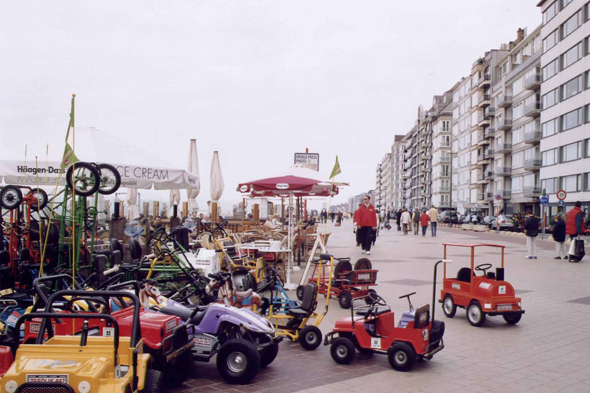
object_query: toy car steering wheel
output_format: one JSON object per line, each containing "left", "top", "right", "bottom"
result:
{"left": 368, "top": 291, "right": 386, "bottom": 306}
{"left": 149, "top": 226, "right": 168, "bottom": 249}
{"left": 474, "top": 263, "right": 493, "bottom": 275}
{"left": 64, "top": 297, "right": 110, "bottom": 314}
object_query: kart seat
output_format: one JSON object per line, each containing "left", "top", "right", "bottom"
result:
{"left": 456, "top": 267, "right": 474, "bottom": 283}
{"left": 159, "top": 305, "right": 208, "bottom": 326}
{"left": 356, "top": 306, "right": 391, "bottom": 316}
{"left": 288, "top": 284, "right": 317, "bottom": 317}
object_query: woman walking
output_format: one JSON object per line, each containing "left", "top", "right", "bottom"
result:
{"left": 420, "top": 210, "right": 430, "bottom": 237}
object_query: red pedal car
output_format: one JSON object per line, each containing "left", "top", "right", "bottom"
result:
{"left": 324, "top": 261, "right": 447, "bottom": 372}
{"left": 440, "top": 243, "right": 525, "bottom": 327}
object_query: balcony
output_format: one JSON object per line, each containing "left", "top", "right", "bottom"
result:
{"left": 495, "top": 143, "right": 512, "bottom": 154}
{"left": 523, "top": 186, "right": 541, "bottom": 198}
{"left": 502, "top": 190, "right": 512, "bottom": 199}
{"left": 484, "top": 128, "right": 495, "bottom": 139}
{"left": 484, "top": 150, "right": 495, "bottom": 159}
{"left": 497, "top": 95, "right": 512, "bottom": 108}
{"left": 439, "top": 186, "right": 451, "bottom": 193}
{"left": 440, "top": 156, "right": 451, "bottom": 163}
{"left": 478, "top": 116, "right": 491, "bottom": 126}
{"left": 404, "top": 161, "right": 413, "bottom": 170}
{"left": 524, "top": 73, "right": 541, "bottom": 90}
{"left": 403, "top": 171, "right": 411, "bottom": 179}
{"left": 485, "top": 171, "right": 494, "bottom": 180}
{"left": 497, "top": 119, "right": 512, "bottom": 131}
{"left": 477, "top": 193, "right": 485, "bottom": 201}
{"left": 484, "top": 107, "right": 496, "bottom": 119}
{"left": 524, "top": 102, "right": 541, "bottom": 118}
{"left": 524, "top": 158, "right": 541, "bottom": 171}
{"left": 495, "top": 167, "right": 512, "bottom": 176}
{"left": 485, "top": 192, "right": 494, "bottom": 201}
{"left": 478, "top": 94, "right": 491, "bottom": 108}
{"left": 477, "top": 133, "right": 489, "bottom": 145}
{"left": 477, "top": 173, "right": 487, "bottom": 183}
{"left": 479, "top": 74, "right": 491, "bottom": 87}
{"left": 524, "top": 130, "right": 541, "bottom": 144}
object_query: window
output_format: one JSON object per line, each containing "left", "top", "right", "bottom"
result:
{"left": 562, "top": 107, "right": 584, "bottom": 131}
{"left": 562, "top": 75, "right": 583, "bottom": 101}
{"left": 512, "top": 127, "right": 524, "bottom": 144}
{"left": 534, "top": 35, "right": 542, "bottom": 53}
{"left": 442, "top": 120, "right": 450, "bottom": 131}
{"left": 442, "top": 165, "right": 449, "bottom": 177}
{"left": 543, "top": 30, "right": 558, "bottom": 52}
{"left": 542, "top": 148, "right": 558, "bottom": 166}
{"left": 512, "top": 152, "right": 523, "bottom": 168}
{"left": 561, "top": 0, "right": 573, "bottom": 8}
{"left": 513, "top": 51, "right": 522, "bottom": 65}
{"left": 543, "top": 58, "right": 559, "bottom": 81}
{"left": 512, "top": 176, "right": 523, "bottom": 193}
{"left": 441, "top": 135, "right": 450, "bottom": 147}
{"left": 562, "top": 42, "right": 582, "bottom": 69}
{"left": 542, "top": 118, "right": 559, "bottom": 137}
{"left": 524, "top": 120, "right": 538, "bottom": 134}
{"left": 512, "top": 77, "right": 524, "bottom": 96}
{"left": 586, "top": 139, "right": 590, "bottom": 157}
{"left": 561, "top": 174, "right": 581, "bottom": 192}
{"left": 543, "top": 2, "right": 558, "bottom": 25}
{"left": 524, "top": 148, "right": 540, "bottom": 162}
{"left": 542, "top": 88, "right": 559, "bottom": 109}
{"left": 513, "top": 102, "right": 524, "bottom": 120}
{"left": 542, "top": 178, "right": 558, "bottom": 194}
{"left": 561, "top": 11, "right": 581, "bottom": 39}
{"left": 561, "top": 141, "right": 582, "bottom": 162}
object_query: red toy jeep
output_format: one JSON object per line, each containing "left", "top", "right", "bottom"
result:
{"left": 440, "top": 243, "right": 525, "bottom": 327}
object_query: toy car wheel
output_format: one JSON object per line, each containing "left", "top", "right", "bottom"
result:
{"left": 388, "top": 342, "right": 416, "bottom": 372}
{"left": 217, "top": 338, "right": 261, "bottom": 384}
{"left": 338, "top": 290, "right": 353, "bottom": 309}
{"left": 260, "top": 342, "right": 280, "bottom": 368}
{"left": 330, "top": 337, "right": 356, "bottom": 365}
{"left": 365, "top": 289, "right": 377, "bottom": 305}
{"left": 354, "top": 258, "right": 372, "bottom": 270}
{"left": 442, "top": 295, "right": 456, "bottom": 318}
{"left": 334, "top": 260, "right": 353, "bottom": 279}
{"left": 0, "top": 185, "right": 22, "bottom": 210}
{"left": 29, "top": 189, "right": 48, "bottom": 211}
{"left": 503, "top": 312, "right": 522, "bottom": 325}
{"left": 96, "top": 163, "right": 121, "bottom": 195}
{"left": 296, "top": 285, "right": 305, "bottom": 301}
{"left": 66, "top": 161, "right": 102, "bottom": 197}
{"left": 467, "top": 300, "right": 486, "bottom": 327}
{"left": 299, "top": 325, "right": 322, "bottom": 350}
{"left": 140, "top": 368, "right": 165, "bottom": 392}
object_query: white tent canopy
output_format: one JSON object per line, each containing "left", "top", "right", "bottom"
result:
{"left": 0, "top": 127, "right": 199, "bottom": 190}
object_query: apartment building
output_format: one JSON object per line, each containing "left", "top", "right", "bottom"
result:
{"left": 538, "top": 0, "right": 590, "bottom": 217}
{"left": 374, "top": 153, "right": 391, "bottom": 211}
{"left": 492, "top": 27, "right": 544, "bottom": 215}
{"left": 390, "top": 135, "right": 405, "bottom": 211}
{"left": 430, "top": 89, "right": 455, "bottom": 209}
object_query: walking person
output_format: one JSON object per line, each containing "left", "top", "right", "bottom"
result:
{"left": 420, "top": 209, "right": 429, "bottom": 237}
{"left": 566, "top": 201, "right": 586, "bottom": 262}
{"left": 400, "top": 208, "right": 412, "bottom": 235}
{"left": 353, "top": 204, "right": 362, "bottom": 247}
{"left": 357, "top": 196, "right": 378, "bottom": 255}
{"left": 428, "top": 205, "right": 439, "bottom": 237}
{"left": 412, "top": 207, "right": 420, "bottom": 236}
{"left": 396, "top": 209, "right": 402, "bottom": 231}
{"left": 523, "top": 211, "right": 540, "bottom": 259}
{"left": 552, "top": 214, "right": 567, "bottom": 260}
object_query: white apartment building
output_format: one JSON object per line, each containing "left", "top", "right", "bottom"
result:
{"left": 430, "top": 89, "right": 455, "bottom": 209}
{"left": 390, "top": 135, "right": 405, "bottom": 211}
{"left": 374, "top": 153, "right": 391, "bottom": 211}
{"left": 452, "top": 76, "right": 474, "bottom": 214}
{"left": 538, "top": 0, "right": 590, "bottom": 217}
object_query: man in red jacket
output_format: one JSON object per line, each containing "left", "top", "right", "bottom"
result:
{"left": 357, "top": 195, "right": 378, "bottom": 255}
{"left": 566, "top": 201, "right": 586, "bottom": 262}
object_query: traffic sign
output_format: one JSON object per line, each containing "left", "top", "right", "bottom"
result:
{"left": 539, "top": 195, "right": 549, "bottom": 205}
{"left": 495, "top": 194, "right": 502, "bottom": 201}
{"left": 557, "top": 190, "right": 567, "bottom": 201}
{"left": 558, "top": 200, "right": 565, "bottom": 207}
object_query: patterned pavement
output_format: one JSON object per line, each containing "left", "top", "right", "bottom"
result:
{"left": 172, "top": 221, "right": 590, "bottom": 392}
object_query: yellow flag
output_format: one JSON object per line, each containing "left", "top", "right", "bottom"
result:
{"left": 60, "top": 142, "right": 79, "bottom": 170}
{"left": 330, "top": 156, "right": 341, "bottom": 179}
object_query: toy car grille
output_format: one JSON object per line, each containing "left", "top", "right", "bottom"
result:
{"left": 16, "top": 384, "right": 75, "bottom": 393}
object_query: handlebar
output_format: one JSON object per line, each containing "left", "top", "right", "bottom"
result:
{"left": 103, "top": 266, "right": 119, "bottom": 276}
{"left": 398, "top": 292, "right": 416, "bottom": 300}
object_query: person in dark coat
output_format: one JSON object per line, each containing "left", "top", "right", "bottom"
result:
{"left": 552, "top": 214, "right": 566, "bottom": 260}
{"left": 523, "top": 211, "right": 540, "bottom": 259}
{"left": 396, "top": 209, "right": 402, "bottom": 231}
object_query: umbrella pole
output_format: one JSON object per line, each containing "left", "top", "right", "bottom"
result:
{"left": 212, "top": 202, "right": 218, "bottom": 223}
{"left": 281, "top": 198, "right": 284, "bottom": 229}
{"left": 241, "top": 198, "right": 245, "bottom": 231}
{"left": 284, "top": 193, "right": 296, "bottom": 290}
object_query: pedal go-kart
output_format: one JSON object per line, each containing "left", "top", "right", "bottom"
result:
{"left": 0, "top": 290, "right": 163, "bottom": 392}
{"left": 324, "top": 261, "right": 447, "bottom": 372}
{"left": 440, "top": 243, "right": 525, "bottom": 327}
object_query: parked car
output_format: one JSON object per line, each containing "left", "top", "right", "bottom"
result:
{"left": 490, "top": 215, "right": 515, "bottom": 230}
{"left": 439, "top": 210, "right": 459, "bottom": 224}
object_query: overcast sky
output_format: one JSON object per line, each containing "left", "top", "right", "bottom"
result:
{"left": 0, "top": 1, "right": 541, "bottom": 211}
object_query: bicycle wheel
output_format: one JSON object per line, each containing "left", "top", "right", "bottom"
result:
{"left": 0, "top": 185, "right": 22, "bottom": 210}
{"left": 96, "top": 163, "right": 121, "bottom": 195}
{"left": 66, "top": 162, "right": 101, "bottom": 197}
{"left": 29, "top": 189, "right": 48, "bottom": 211}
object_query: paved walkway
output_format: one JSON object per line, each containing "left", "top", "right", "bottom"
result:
{"left": 172, "top": 221, "right": 590, "bottom": 393}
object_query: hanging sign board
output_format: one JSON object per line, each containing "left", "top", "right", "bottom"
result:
{"left": 294, "top": 153, "right": 320, "bottom": 171}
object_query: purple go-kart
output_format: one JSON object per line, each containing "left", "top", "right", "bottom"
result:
{"left": 159, "top": 296, "right": 281, "bottom": 384}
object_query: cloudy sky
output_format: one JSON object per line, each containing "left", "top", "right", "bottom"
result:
{"left": 0, "top": 1, "right": 541, "bottom": 211}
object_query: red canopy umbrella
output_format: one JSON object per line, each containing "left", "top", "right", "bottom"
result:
{"left": 237, "top": 175, "right": 338, "bottom": 197}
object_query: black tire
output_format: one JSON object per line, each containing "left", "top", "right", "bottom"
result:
{"left": 66, "top": 162, "right": 101, "bottom": 197}
{"left": 388, "top": 342, "right": 416, "bottom": 372}
{"left": 330, "top": 337, "right": 356, "bottom": 365}
{"left": 0, "top": 186, "right": 22, "bottom": 210}
{"left": 354, "top": 258, "right": 372, "bottom": 270}
{"left": 140, "top": 368, "right": 165, "bottom": 392}
{"left": 260, "top": 342, "right": 279, "bottom": 368}
{"left": 467, "top": 300, "right": 486, "bottom": 327}
{"left": 216, "top": 339, "right": 260, "bottom": 384}
{"left": 365, "top": 289, "right": 377, "bottom": 305}
{"left": 96, "top": 163, "right": 121, "bottom": 195}
{"left": 503, "top": 312, "right": 522, "bottom": 325}
{"left": 299, "top": 325, "right": 322, "bottom": 350}
{"left": 29, "top": 189, "right": 48, "bottom": 211}
{"left": 442, "top": 295, "right": 456, "bottom": 318}
{"left": 338, "top": 290, "right": 353, "bottom": 309}
{"left": 164, "top": 350, "right": 194, "bottom": 386}
{"left": 334, "top": 260, "right": 353, "bottom": 279}
{"left": 296, "top": 285, "right": 305, "bottom": 301}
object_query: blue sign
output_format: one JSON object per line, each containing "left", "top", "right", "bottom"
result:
{"left": 558, "top": 200, "right": 565, "bottom": 207}
{"left": 539, "top": 196, "right": 549, "bottom": 205}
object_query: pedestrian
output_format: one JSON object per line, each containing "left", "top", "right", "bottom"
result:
{"left": 412, "top": 207, "right": 420, "bottom": 235}
{"left": 400, "top": 208, "right": 412, "bottom": 235}
{"left": 523, "top": 210, "right": 540, "bottom": 259}
{"left": 353, "top": 204, "right": 362, "bottom": 246}
{"left": 420, "top": 210, "right": 429, "bottom": 236}
{"left": 552, "top": 214, "right": 567, "bottom": 260}
{"left": 372, "top": 210, "right": 380, "bottom": 246}
{"left": 428, "top": 205, "right": 439, "bottom": 237}
{"left": 566, "top": 201, "right": 586, "bottom": 262}
{"left": 396, "top": 209, "right": 402, "bottom": 231}
{"left": 357, "top": 195, "right": 378, "bottom": 255}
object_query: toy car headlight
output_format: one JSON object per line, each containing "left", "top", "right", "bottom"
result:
{"left": 78, "top": 381, "right": 91, "bottom": 393}
{"left": 5, "top": 380, "right": 18, "bottom": 393}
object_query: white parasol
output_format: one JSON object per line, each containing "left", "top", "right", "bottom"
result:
{"left": 126, "top": 188, "right": 140, "bottom": 220}
{"left": 186, "top": 139, "right": 200, "bottom": 216}
{"left": 210, "top": 151, "right": 224, "bottom": 220}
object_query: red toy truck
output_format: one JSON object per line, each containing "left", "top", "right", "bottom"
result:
{"left": 440, "top": 243, "right": 525, "bottom": 327}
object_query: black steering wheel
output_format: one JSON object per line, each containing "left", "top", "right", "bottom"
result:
{"left": 474, "top": 263, "right": 493, "bottom": 275}
{"left": 149, "top": 226, "right": 168, "bottom": 249}
{"left": 368, "top": 291, "right": 386, "bottom": 306}
{"left": 64, "top": 297, "right": 110, "bottom": 314}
